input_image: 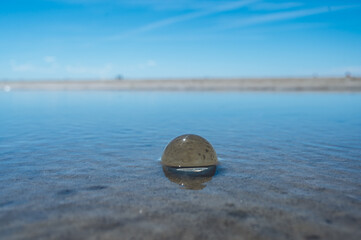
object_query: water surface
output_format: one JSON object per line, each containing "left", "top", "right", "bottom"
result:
{"left": 0, "top": 92, "right": 360, "bottom": 239}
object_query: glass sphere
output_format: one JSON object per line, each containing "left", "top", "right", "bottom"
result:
{"left": 161, "top": 134, "right": 218, "bottom": 167}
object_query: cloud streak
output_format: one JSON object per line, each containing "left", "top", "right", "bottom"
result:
{"left": 65, "top": 64, "right": 113, "bottom": 76}
{"left": 44, "top": 56, "right": 57, "bottom": 63}
{"left": 113, "top": 0, "right": 258, "bottom": 39}
{"left": 10, "top": 61, "right": 36, "bottom": 72}
{"left": 249, "top": 2, "right": 303, "bottom": 11}
{"left": 223, "top": 5, "right": 360, "bottom": 29}
{"left": 10, "top": 59, "right": 114, "bottom": 78}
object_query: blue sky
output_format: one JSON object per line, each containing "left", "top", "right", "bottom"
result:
{"left": 0, "top": 0, "right": 361, "bottom": 79}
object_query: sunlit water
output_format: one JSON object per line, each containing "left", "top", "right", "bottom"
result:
{"left": 1, "top": 92, "right": 360, "bottom": 239}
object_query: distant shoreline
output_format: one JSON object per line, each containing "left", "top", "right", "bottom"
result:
{"left": 1, "top": 78, "right": 361, "bottom": 92}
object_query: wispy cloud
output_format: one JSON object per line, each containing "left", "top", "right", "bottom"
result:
{"left": 49, "top": 0, "right": 104, "bottom": 4}
{"left": 64, "top": 64, "right": 113, "bottom": 77}
{"left": 10, "top": 61, "right": 37, "bottom": 72}
{"left": 146, "top": 60, "right": 157, "bottom": 67}
{"left": 223, "top": 5, "right": 360, "bottom": 29}
{"left": 123, "top": 60, "right": 158, "bottom": 73}
{"left": 10, "top": 59, "right": 114, "bottom": 78}
{"left": 112, "top": 0, "right": 258, "bottom": 39}
{"left": 44, "top": 56, "right": 57, "bottom": 63}
{"left": 128, "top": 0, "right": 255, "bottom": 11}
{"left": 327, "top": 65, "right": 361, "bottom": 76}
{"left": 10, "top": 58, "right": 59, "bottom": 73}
{"left": 249, "top": 2, "right": 303, "bottom": 11}
{"left": 53, "top": 0, "right": 254, "bottom": 11}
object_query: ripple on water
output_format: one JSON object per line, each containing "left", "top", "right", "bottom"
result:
{"left": 1, "top": 92, "right": 361, "bottom": 239}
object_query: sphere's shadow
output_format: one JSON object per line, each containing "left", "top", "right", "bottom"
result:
{"left": 162, "top": 165, "right": 216, "bottom": 190}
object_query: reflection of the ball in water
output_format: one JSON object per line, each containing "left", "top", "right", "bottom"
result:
{"left": 162, "top": 165, "right": 216, "bottom": 190}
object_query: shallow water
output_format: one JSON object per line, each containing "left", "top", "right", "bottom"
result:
{"left": 0, "top": 92, "right": 361, "bottom": 239}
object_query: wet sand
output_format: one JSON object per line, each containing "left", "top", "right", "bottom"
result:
{"left": 1, "top": 77, "right": 361, "bottom": 91}
{"left": 2, "top": 162, "right": 360, "bottom": 240}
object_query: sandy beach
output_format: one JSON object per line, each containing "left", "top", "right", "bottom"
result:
{"left": 1, "top": 77, "right": 361, "bottom": 91}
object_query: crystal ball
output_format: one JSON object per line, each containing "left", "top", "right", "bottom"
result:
{"left": 161, "top": 134, "right": 218, "bottom": 167}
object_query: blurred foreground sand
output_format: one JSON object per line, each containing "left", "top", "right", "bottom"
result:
{"left": 1, "top": 77, "right": 361, "bottom": 91}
